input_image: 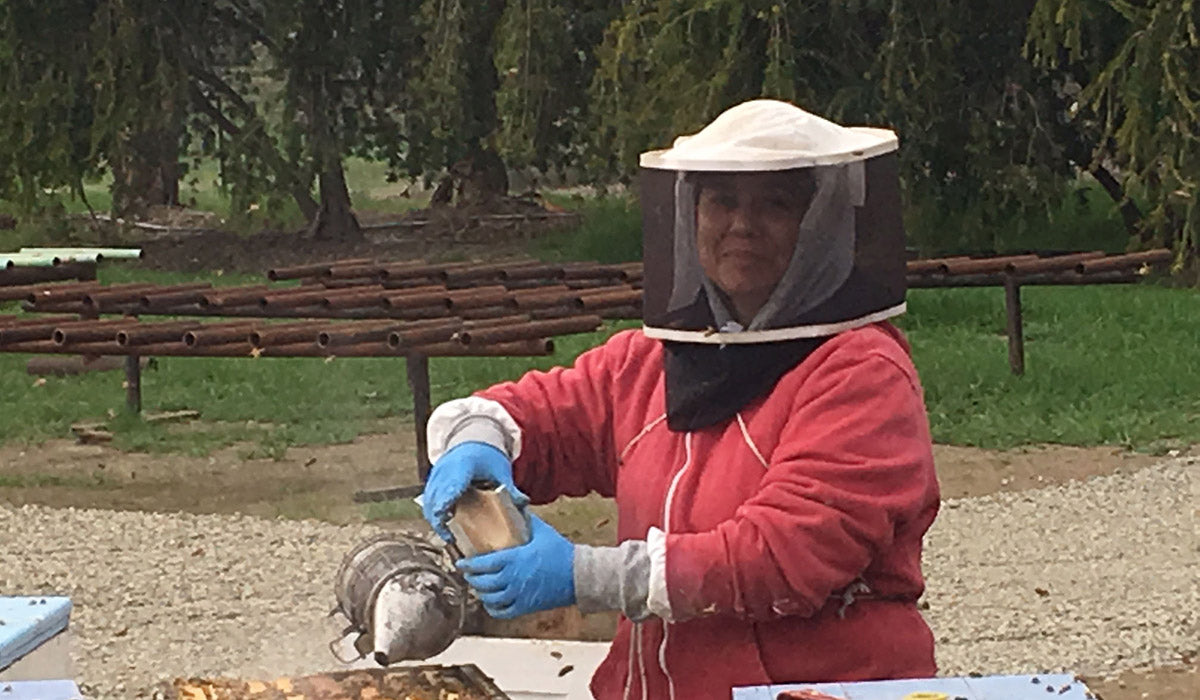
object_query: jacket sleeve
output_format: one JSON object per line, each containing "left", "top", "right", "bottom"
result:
{"left": 472, "top": 330, "right": 639, "bottom": 503}
{"left": 658, "top": 344, "right": 938, "bottom": 622}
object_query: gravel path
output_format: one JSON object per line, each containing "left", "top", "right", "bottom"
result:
{"left": 2, "top": 457, "right": 1195, "bottom": 698}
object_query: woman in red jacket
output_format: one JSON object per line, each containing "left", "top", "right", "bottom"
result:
{"left": 421, "top": 100, "right": 939, "bottom": 700}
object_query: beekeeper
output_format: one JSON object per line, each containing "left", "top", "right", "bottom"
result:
{"left": 421, "top": 99, "right": 940, "bottom": 700}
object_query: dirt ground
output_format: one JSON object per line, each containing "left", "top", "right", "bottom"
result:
{"left": 124, "top": 201, "right": 575, "bottom": 276}
{"left": 2, "top": 425, "right": 1196, "bottom": 699}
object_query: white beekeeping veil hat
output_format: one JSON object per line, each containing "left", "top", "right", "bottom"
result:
{"left": 639, "top": 99, "right": 907, "bottom": 343}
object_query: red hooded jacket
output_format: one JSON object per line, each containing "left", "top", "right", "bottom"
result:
{"left": 478, "top": 322, "right": 939, "bottom": 699}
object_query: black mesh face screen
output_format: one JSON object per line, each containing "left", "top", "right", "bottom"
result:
{"left": 641, "top": 152, "right": 906, "bottom": 335}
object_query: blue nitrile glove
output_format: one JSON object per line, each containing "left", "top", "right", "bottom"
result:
{"left": 421, "top": 441, "right": 529, "bottom": 542}
{"left": 456, "top": 514, "right": 575, "bottom": 619}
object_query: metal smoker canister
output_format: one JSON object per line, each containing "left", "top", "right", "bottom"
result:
{"left": 331, "top": 532, "right": 467, "bottom": 665}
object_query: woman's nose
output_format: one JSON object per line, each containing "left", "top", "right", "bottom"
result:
{"left": 727, "top": 205, "right": 754, "bottom": 237}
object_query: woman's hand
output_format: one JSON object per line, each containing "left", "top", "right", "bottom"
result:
{"left": 421, "top": 441, "right": 529, "bottom": 542}
{"left": 456, "top": 514, "right": 576, "bottom": 619}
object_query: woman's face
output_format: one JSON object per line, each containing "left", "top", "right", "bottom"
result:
{"left": 694, "top": 171, "right": 812, "bottom": 323}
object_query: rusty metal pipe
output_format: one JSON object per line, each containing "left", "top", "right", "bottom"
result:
{"left": 498, "top": 264, "right": 567, "bottom": 282}
{"left": 321, "top": 286, "right": 390, "bottom": 310}
{"left": 438, "top": 260, "right": 539, "bottom": 284}
{"left": 565, "top": 279, "right": 627, "bottom": 290}
{"left": 319, "top": 277, "right": 383, "bottom": 290}
{"left": 257, "top": 287, "right": 332, "bottom": 309}
{"left": 267, "top": 258, "right": 373, "bottom": 281}
{"left": 317, "top": 321, "right": 405, "bottom": 348}
{"left": 53, "top": 318, "right": 140, "bottom": 345}
{"left": 561, "top": 264, "right": 627, "bottom": 280}
{"left": 381, "top": 290, "right": 454, "bottom": 309}
{"left": 908, "top": 271, "right": 1141, "bottom": 288}
{"left": 508, "top": 289, "right": 580, "bottom": 311}
{"left": 2, "top": 333, "right": 558, "bottom": 358}
{"left": 456, "top": 315, "right": 602, "bottom": 346}
{"left": 0, "top": 281, "right": 101, "bottom": 303}
{"left": 417, "top": 338, "right": 555, "bottom": 357}
{"left": 197, "top": 285, "right": 271, "bottom": 308}
{"left": 575, "top": 288, "right": 643, "bottom": 311}
{"left": 507, "top": 283, "right": 572, "bottom": 297}
{"left": 325, "top": 263, "right": 385, "bottom": 280}
{"left": 938, "top": 255, "right": 1040, "bottom": 275}
{"left": 905, "top": 256, "right": 972, "bottom": 275}
{"left": 249, "top": 321, "right": 329, "bottom": 348}
{"left": 184, "top": 322, "right": 259, "bottom": 347}
{"left": 528, "top": 305, "right": 582, "bottom": 320}
{"left": 1076, "top": 248, "right": 1172, "bottom": 274}
{"left": 117, "top": 321, "right": 204, "bottom": 347}
{"left": 386, "top": 321, "right": 464, "bottom": 349}
{"left": 28, "top": 280, "right": 112, "bottom": 300}
{"left": 375, "top": 261, "right": 434, "bottom": 279}
{"left": 445, "top": 288, "right": 516, "bottom": 312}
{"left": 81, "top": 284, "right": 165, "bottom": 309}
{"left": 0, "top": 318, "right": 132, "bottom": 345}
{"left": 456, "top": 305, "right": 526, "bottom": 320}
{"left": 598, "top": 305, "right": 642, "bottom": 320}
{"left": 1007, "top": 251, "right": 1106, "bottom": 275}
{"left": 376, "top": 261, "right": 477, "bottom": 282}
{"left": 0, "top": 314, "right": 79, "bottom": 329}
{"left": 139, "top": 286, "right": 212, "bottom": 309}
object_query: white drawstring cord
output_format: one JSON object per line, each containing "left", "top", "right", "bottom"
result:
{"left": 735, "top": 412, "right": 769, "bottom": 469}
{"left": 637, "top": 623, "right": 648, "bottom": 700}
{"left": 622, "top": 620, "right": 635, "bottom": 700}
{"left": 619, "top": 413, "right": 667, "bottom": 463}
{"left": 654, "top": 432, "right": 691, "bottom": 700}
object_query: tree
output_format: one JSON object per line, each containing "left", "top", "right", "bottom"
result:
{"left": 1027, "top": 0, "right": 1199, "bottom": 266}
{"left": 261, "top": 0, "right": 426, "bottom": 238}
{"left": 0, "top": 1, "right": 104, "bottom": 212}
{"left": 493, "top": 0, "right": 616, "bottom": 176}
{"left": 587, "top": 1, "right": 1135, "bottom": 254}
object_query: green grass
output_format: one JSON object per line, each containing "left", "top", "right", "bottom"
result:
{"left": 362, "top": 500, "right": 424, "bottom": 522}
{"left": 906, "top": 176, "right": 1132, "bottom": 257}
{"left": 897, "top": 282, "right": 1200, "bottom": 450}
{"left": 0, "top": 157, "right": 428, "bottom": 244}
{"left": 531, "top": 194, "right": 641, "bottom": 263}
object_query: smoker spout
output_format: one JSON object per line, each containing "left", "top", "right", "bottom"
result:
{"left": 371, "top": 570, "right": 461, "bottom": 664}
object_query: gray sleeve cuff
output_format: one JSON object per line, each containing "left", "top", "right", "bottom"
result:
{"left": 442, "top": 416, "right": 514, "bottom": 458}
{"left": 573, "top": 540, "right": 654, "bottom": 622}
{"left": 427, "top": 397, "right": 523, "bottom": 464}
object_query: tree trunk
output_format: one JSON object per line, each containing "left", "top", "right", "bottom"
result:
{"left": 111, "top": 128, "right": 181, "bottom": 218}
{"left": 187, "top": 81, "right": 318, "bottom": 221}
{"left": 459, "top": 148, "right": 509, "bottom": 205}
{"left": 1087, "top": 162, "right": 1144, "bottom": 241}
{"left": 308, "top": 162, "right": 361, "bottom": 240}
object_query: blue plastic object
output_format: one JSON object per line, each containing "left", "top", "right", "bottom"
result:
{"left": 0, "top": 680, "right": 84, "bottom": 700}
{"left": 733, "top": 673, "right": 1094, "bottom": 700}
{"left": 0, "top": 597, "right": 72, "bottom": 673}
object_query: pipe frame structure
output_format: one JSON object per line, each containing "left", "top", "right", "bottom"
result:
{"left": 0, "top": 249, "right": 1172, "bottom": 485}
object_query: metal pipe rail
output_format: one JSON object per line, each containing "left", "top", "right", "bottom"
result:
{"left": 0, "top": 315, "right": 600, "bottom": 355}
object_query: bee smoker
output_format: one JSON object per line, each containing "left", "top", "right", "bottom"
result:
{"left": 330, "top": 532, "right": 467, "bottom": 665}
{"left": 330, "top": 484, "right": 530, "bottom": 666}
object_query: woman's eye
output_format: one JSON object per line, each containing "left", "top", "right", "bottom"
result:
{"left": 760, "top": 198, "right": 788, "bottom": 213}
{"left": 702, "top": 192, "right": 737, "bottom": 210}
